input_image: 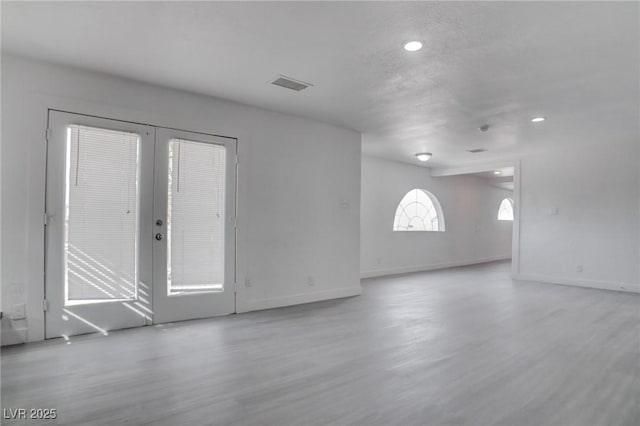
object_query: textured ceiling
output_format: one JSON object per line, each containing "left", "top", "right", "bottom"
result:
{"left": 2, "top": 1, "right": 638, "bottom": 167}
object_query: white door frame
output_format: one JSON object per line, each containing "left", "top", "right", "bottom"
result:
{"left": 44, "top": 110, "right": 238, "bottom": 338}
{"left": 45, "top": 111, "right": 154, "bottom": 338}
{"left": 151, "top": 127, "right": 237, "bottom": 324}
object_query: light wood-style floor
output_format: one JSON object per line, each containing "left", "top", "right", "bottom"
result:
{"left": 2, "top": 261, "right": 639, "bottom": 425}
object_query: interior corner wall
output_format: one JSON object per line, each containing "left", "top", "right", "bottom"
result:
{"left": 360, "top": 156, "right": 513, "bottom": 278}
{"left": 0, "top": 54, "right": 362, "bottom": 344}
{"left": 517, "top": 139, "right": 640, "bottom": 292}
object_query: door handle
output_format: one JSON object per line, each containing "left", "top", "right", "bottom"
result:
{"left": 155, "top": 233, "right": 164, "bottom": 241}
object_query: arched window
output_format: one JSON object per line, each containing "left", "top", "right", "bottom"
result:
{"left": 393, "top": 189, "right": 445, "bottom": 232}
{"left": 498, "top": 198, "right": 514, "bottom": 221}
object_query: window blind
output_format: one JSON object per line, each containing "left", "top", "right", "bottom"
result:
{"left": 65, "top": 125, "right": 140, "bottom": 302}
{"left": 167, "top": 139, "right": 226, "bottom": 294}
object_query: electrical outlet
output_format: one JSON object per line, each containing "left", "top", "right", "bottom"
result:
{"left": 307, "top": 276, "right": 315, "bottom": 287}
{"left": 9, "top": 304, "right": 26, "bottom": 320}
{"left": 376, "top": 257, "right": 381, "bottom": 265}
{"left": 576, "top": 264, "right": 583, "bottom": 273}
{"left": 245, "top": 278, "right": 252, "bottom": 288}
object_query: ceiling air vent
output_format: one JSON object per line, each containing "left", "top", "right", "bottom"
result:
{"left": 467, "top": 148, "right": 488, "bottom": 154}
{"left": 270, "top": 75, "right": 313, "bottom": 92}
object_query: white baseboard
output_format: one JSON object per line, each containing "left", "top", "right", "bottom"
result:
{"left": 1, "top": 326, "right": 28, "bottom": 346}
{"left": 514, "top": 273, "right": 640, "bottom": 294}
{"left": 360, "top": 256, "right": 512, "bottom": 279}
{"left": 245, "top": 286, "right": 363, "bottom": 312}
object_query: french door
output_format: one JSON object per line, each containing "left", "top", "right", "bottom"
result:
{"left": 152, "top": 128, "right": 236, "bottom": 323}
{"left": 45, "top": 111, "right": 236, "bottom": 338}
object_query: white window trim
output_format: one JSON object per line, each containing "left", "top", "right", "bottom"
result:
{"left": 498, "top": 197, "right": 514, "bottom": 221}
{"left": 393, "top": 189, "right": 446, "bottom": 232}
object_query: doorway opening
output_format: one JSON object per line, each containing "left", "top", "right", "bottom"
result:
{"left": 432, "top": 163, "right": 519, "bottom": 276}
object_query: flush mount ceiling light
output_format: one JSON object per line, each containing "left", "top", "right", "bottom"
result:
{"left": 403, "top": 41, "right": 423, "bottom": 52}
{"left": 531, "top": 116, "right": 546, "bottom": 122}
{"left": 493, "top": 170, "right": 501, "bottom": 175}
{"left": 415, "top": 152, "right": 432, "bottom": 162}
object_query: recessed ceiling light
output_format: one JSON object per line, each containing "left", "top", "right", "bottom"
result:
{"left": 415, "top": 152, "right": 432, "bottom": 162}
{"left": 493, "top": 170, "right": 501, "bottom": 175}
{"left": 403, "top": 41, "right": 423, "bottom": 52}
{"left": 531, "top": 117, "right": 546, "bottom": 122}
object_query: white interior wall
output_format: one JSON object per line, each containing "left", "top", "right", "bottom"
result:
{"left": 517, "top": 139, "right": 640, "bottom": 292}
{"left": 0, "top": 54, "right": 362, "bottom": 344}
{"left": 361, "top": 156, "right": 513, "bottom": 277}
